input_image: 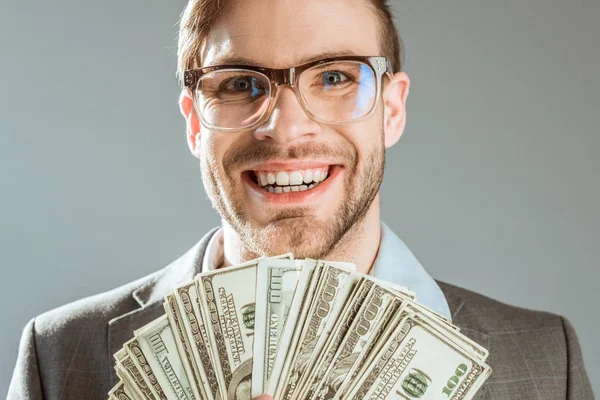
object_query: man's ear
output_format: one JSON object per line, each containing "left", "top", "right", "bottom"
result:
{"left": 179, "top": 88, "right": 202, "bottom": 158}
{"left": 382, "top": 72, "right": 410, "bottom": 149}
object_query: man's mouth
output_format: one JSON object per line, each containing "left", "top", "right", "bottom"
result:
{"left": 243, "top": 165, "right": 339, "bottom": 194}
{"left": 248, "top": 167, "right": 331, "bottom": 193}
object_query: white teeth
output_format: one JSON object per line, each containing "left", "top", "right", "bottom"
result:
{"left": 275, "top": 186, "right": 283, "bottom": 194}
{"left": 283, "top": 186, "right": 291, "bottom": 193}
{"left": 303, "top": 170, "right": 313, "bottom": 184}
{"left": 255, "top": 168, "right": 330, "bottom": 187}
{"left": 308, "top": 183, "right": 316, "bottom": 189}
{"left": 289, "top": 171, "right": 303, "bottom": 185}
{"left": 315, "top": 170, "right": 322, "bottom": 182}
{"left": 299, "top": 185, "right": 308, "bottom": 191}
{"left": 259, "top": 173, "right": 268, "bottom": 186}
{"left": 268, "top": 186, "right": 274, "bottom": 193}
{"left": 276, "top": 171, "right": 289, "bottom": 185}
{"left": 291, "top": 186, "right": 299, "bottom": 192}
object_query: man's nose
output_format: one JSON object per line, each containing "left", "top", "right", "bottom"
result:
{"left": 253, "top": 86, "right": 322, "bottom": 144}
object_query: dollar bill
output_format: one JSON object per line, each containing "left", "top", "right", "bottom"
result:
{"left": 109, "top": 380, "right": 138, "bottom": 400}
{"left": 402, "top": 300, "right": 458, "bottom": 332}
{"left": 307, "top": 283, "right": 399, "bottom": 400}
{"left": 124, "top": 337, "right": 168, "bottom": 400}
{"left": 269, "top": 261, "right": 325, "bottom": 397}
{"left": 296, "top": 278, "right": 374, "bottom": 400}
{"left": 346, "top": 314, "right": 491, "bottom": 400}
{"left": 277, "top": 263, "right": 360, "bottom": 400}
{"left": 301, "top": 276, "right": 392, "bottom": 399}
{"left": 196, "top": 262, "right": 259, "bottom": 400}
{"left": 135, "top": 315, "right": 196, "bottom": 400}
{"left": 173, "top": 281, "right": 221, "bottom": 400}
{"left": 340, "top": 301, "right": 413, "bottom": 397}
{"left": 363, "top": 275, "right": 417, "bottom": 302}
{"left": 114, "top": 348, "right": 156, "bottom": 400}
{"left": 164, "top": 294, "right": 205, "bottom": 400}
{"left": 343, "top": 300, "right": 472, "bottom": 398}
{"left": 114, "top": 367, "right": 144, "bottom": 400}
{"left": 251, "top": 258, "right": 311, "bottom": 397}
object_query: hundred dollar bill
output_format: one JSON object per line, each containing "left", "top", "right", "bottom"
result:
{"left": 269, "top": 261, "right": 325, "bottom": 397}
{"left": 124, "top": 337, "right": 168, "bottom": 400}
{"left": 307, "top": 284, "right": 399, "bottom": 400}
{"left": 196, "top": 262, "right": 260, "bottom": 400}
{"left": 277, "top": 263, "right": 360, "bottom": 400}
{"left": 343, "top": 300, "right": 472, "bottom": 399}
{"left": 296, "top": 277, "right": 374, "bottom": 400}
{"left": 197, "top": 254, "right": 292, "bottom": 400}
{"left": 273, "top": 261, "right": 334, "bottom": 399}
{"left": 114, "top": 348, "right": 156, "bottom": 400}
{"left": 173, "top": 282, "right": 221, "bottom": 400}
{"left": 343, "top": 295, "right": 472, "bottom": 394}
{"left": 114, "top": 366, "right": 145, "bottom": 400}
{"left": 408, "top": 306, "right": 488, "bottom": 362}
{"left": 299, "top": 272, "right": 413, "bottom": 399}
{"left": 109, "top": 380, "right": 138, "bottom": 400}
{"left": 346, "top": 314, "right": 492, "bottom": 400}
{"left": 251, "top": 258, "right": 310, "bottom": 397}
{"left": 341, "top": 301, "right": 416, "bottom": 396}
{"left": 135, "top": 315, "right": 196, "bottom": 400}
{"left": 402, "top": 300, "right": 458, "bottom": 332}
{"left": 164, "top": 294, "right": 205, "bottom": 400}
{"left": 363, "top": 275, "right": 417, "bottom": 302}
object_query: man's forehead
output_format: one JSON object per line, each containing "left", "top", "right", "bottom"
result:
{"left": 199, "top": 0, "right": 380, "bottom": 69}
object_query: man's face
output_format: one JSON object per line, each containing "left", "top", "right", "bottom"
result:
{"left": 183, "top": 0, "right": 408, "bottom": 259}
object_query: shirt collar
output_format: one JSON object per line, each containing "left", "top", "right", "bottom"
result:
{"left": 372, "top": 222, "right": 451, "bottom": 319}
{"left": 201, "top": 226, "right": 224, "bottom": 273}
{"left": 201, "top": 222, "right": 451, "bottom": 320}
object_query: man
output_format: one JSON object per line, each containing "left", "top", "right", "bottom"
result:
{"left": 8, "top": 0, "right": 594, "bottom": 399}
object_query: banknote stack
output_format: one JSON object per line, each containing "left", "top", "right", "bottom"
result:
{"left": 108, "top": 255, "right": 492, "bottom": 400}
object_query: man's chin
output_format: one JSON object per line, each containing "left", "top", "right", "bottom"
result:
{"left": 252, "top": 218, "right": 335, "bottom": 260}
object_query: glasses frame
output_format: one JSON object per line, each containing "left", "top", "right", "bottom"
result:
{"left": 183, "top": 55, "right": 393, "bottom": 133}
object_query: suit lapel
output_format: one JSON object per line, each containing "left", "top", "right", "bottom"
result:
{"left": 106, "top": 228, "right": 218, "bottom": 386}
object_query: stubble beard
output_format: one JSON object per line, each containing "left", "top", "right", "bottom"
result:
{"left": 200, "top": 136, "right": 385, "bottom": 261}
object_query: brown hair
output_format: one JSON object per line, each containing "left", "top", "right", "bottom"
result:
{"left": 176, "top": 0, "right": 404, "bottom": 87}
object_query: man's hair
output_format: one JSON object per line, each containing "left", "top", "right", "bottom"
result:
{"left": 176, "top": 0, "right": 404, "bottom": 87}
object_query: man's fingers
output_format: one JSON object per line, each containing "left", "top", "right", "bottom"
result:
{"left": 253, "top": 395, "right": 273, "bottom": 400}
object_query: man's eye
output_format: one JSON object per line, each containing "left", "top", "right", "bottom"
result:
{"left": 223, "top": 77, "right": 254, "bottom": 92}
{"left": 322, "top": 71, "right": 349, "bottom": 86}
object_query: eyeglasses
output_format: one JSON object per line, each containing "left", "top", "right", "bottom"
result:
{"left": 183, "top": 56, "right": 393, "bottom": 132}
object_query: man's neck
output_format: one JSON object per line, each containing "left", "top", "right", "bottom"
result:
{"left": 221, "top": 198, "right": 382, "bottom": 274}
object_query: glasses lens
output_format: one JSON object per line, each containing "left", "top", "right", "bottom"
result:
{"left": 298, "top": 61, "right": 377, "bottom": 123}
{"left": 194, "top": 69, "right": 271, "bottom": 129}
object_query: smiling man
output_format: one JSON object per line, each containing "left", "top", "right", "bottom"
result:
{"left": 181, "top": 1, "right": 403, "bottom": 274}
{"left": 8, "top": 0, "right": 594, "bottom": 399}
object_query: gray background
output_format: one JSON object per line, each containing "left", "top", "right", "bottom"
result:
{"left": 1, "top": 0, "right": 598, "bottom": 395}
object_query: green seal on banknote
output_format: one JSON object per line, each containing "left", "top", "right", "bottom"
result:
{"left": 242, "top": 304, "right": 256, "bottom": 329}
{"left": 402, "top": 369, "right": 431, "bottom": 398}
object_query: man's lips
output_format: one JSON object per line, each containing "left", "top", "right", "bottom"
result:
{"left": 241, "top": 165, "right": 343, "bottom": 204}
{"left": 242, "top": 160, "right": 341, "bottom": 171}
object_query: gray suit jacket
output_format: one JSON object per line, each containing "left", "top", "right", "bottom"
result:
{"left": 8, "top": 229, "right": 595, "bottom": 399}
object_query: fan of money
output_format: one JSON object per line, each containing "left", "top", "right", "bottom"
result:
{"left": 108, "top": 255, "right": 492, "bottom": 400}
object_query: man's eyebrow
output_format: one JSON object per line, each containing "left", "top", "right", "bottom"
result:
{"left": 206, "top": 50, "right": 361, "bottom": 68}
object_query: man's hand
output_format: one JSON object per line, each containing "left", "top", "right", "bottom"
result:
{"left": 253, "top": 395, "right": 273, "bottom": 400}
